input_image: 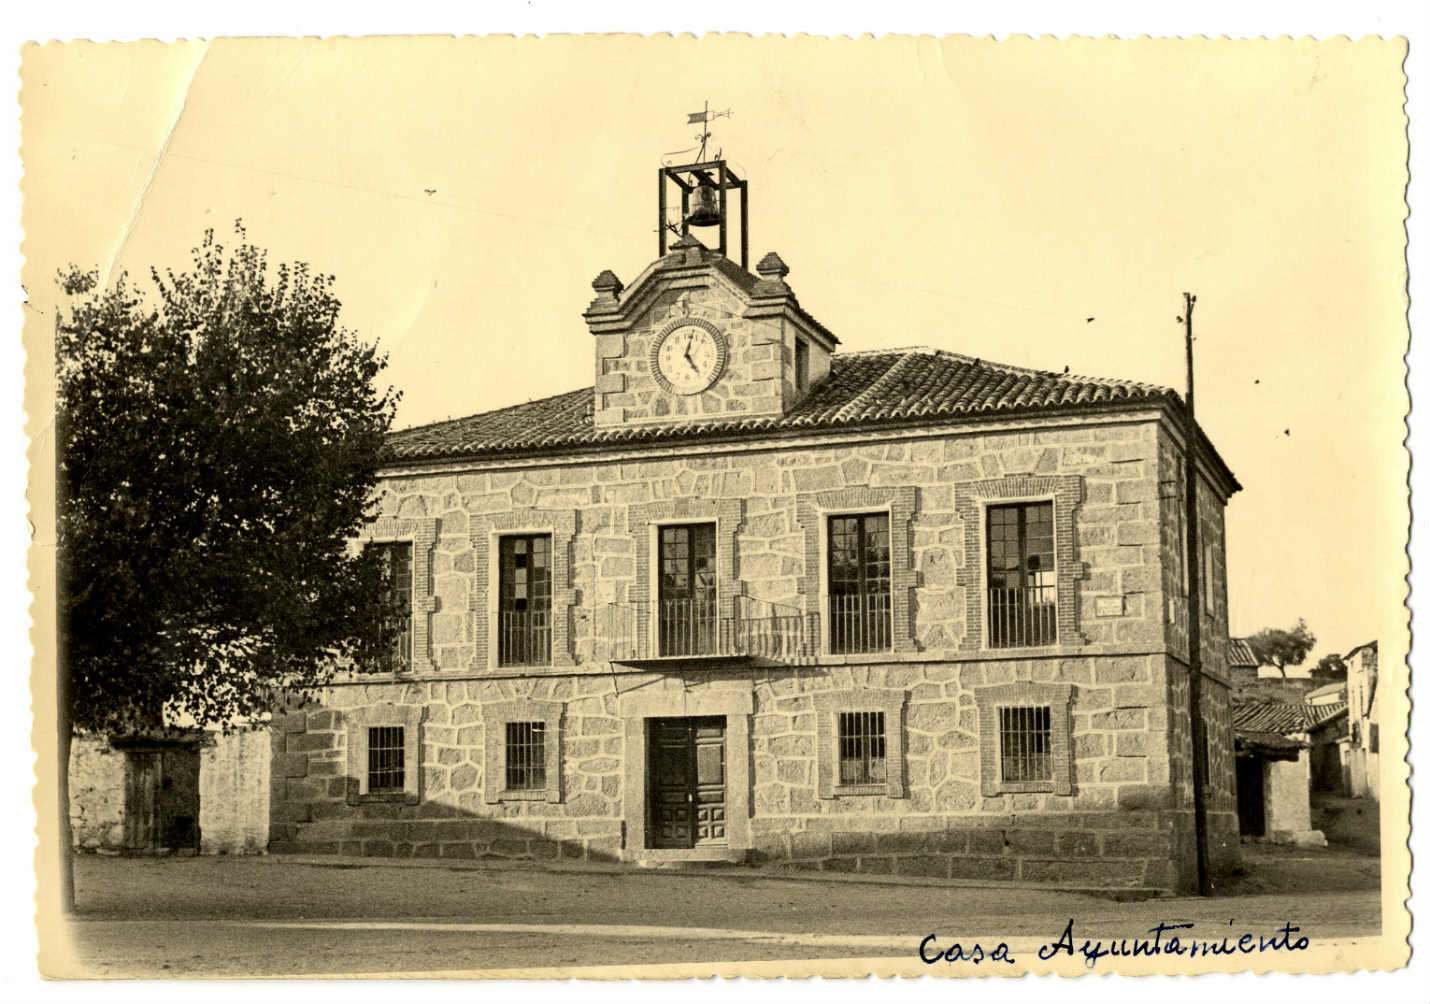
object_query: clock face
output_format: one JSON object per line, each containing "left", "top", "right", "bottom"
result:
{"left": 653, "top": 321, "right": 727, "bottom": 395}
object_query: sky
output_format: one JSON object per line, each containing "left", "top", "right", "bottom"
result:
{"left": 20, "top": 35, "right": 1410, "bottom": 672}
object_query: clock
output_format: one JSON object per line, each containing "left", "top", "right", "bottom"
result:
{"left": 650, "top": 318, "right": 728, "bottom": 396}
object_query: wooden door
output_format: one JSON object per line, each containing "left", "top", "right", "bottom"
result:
{"left": 123, "top": 751, "right": 161, "bottom": 850}
{"left": 649, "top": 717, "right": 726, "bottom": 848}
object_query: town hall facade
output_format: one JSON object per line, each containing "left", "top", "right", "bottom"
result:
{"left": 268, "top": 162, "right": 1243, "bottom": 893}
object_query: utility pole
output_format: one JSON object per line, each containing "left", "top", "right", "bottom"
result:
{"left": 1182, "top": 291, "right": 1211, "bottom": 896}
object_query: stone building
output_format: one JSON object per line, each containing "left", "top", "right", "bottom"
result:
{"left": 268, "top": 164, "right": 1243, "bottom": 892}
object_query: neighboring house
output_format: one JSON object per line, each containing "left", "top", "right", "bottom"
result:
{"left": 1227, "top": 635, "right": 1318, "bottom": 703}
{"left": 69, "top": 726, "right": 270, "bottom": 855}
{"left": 267, "top": 159, "right": 1244, "bottom": 893}
{"left": 1231, "top": 698, "right": 1326, "bottom": 846}
{"left": 1343, "top": 641, "right": 1381, "bottom": 800}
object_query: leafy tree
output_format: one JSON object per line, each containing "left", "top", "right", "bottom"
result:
{"left": 56, "top": 223, "right": 400, "bottom": 904}
{"left": 1245, "top": 618, "right": 1317, "bottom": 679}
{"left": 1311, "top": 652, "right": 1348, "bottom": 683}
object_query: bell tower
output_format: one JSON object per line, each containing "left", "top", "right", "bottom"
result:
{"left": 584, "top": 110, "right": 837, "bottom": 431}
{"left": 656, "top": 103, "right": 749, "bottom": 268}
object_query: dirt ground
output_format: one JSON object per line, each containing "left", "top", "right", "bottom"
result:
{"left": 56, "top": 836, "right": 1383, "bottom": 977}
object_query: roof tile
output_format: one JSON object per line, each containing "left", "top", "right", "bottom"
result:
{"left": 386, "top": 347, "right": 1180, "bottom": 463}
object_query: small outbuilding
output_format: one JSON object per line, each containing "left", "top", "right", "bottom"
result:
{"left": 69, "top": 726, "right": 271, "bottom": 855}
{"left": 1231, "top": 698, "right": 1326, "bottom": 847}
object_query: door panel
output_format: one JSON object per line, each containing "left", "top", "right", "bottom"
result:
{"left": 123, "top": 752, "right": 160, "bottom": 850}
{"left": 649, "top": 716, "right": 727, "bottom": 849}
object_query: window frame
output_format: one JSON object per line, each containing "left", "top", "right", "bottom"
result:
{"left": 496, "top": 532, "right": 555, "bottom": 668}
{"left": 355, "top": 517, "right": 439, "bottom": 676}
{"left": 471, "top": 510, "right": 578, "bottom": 672}
{"left": 984, "top": 499, "right": 1059, "bottom": 649}
{"left": 953, "top": 475, "right": 1085, "bottom": 653}
{"left": 975, "top": 682, "right": 1074, "bottom": 796}
{"left": 345, "top": 703, "right": 423, "bottom": 804}
{"left": 656, "top": 521, "right": 720, "bottom": 657}
{"left": 365, "top": 725, "right": 407, "bottom": 794}
{"left": 813, "top": 689, "right": 906, "bottom": 798}
{"left": 482, "top": 700, "right": 563, "bottom": 803}
{"left": 371, "top": 541, "right": 415, "bottom": 673}
{"left": 794, "top": 336, "right": 810, "bottom": 393}
{"left": 826, "top": 511, "right": 894, "bottom": 655}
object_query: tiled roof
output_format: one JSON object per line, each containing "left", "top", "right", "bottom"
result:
{"left": 386, "top": 348, "right": 1188, "bottom": 463}
{"left": 1228, "top": 638, "right": 1258, "bottom": 668}
{"left": 1233, "top": 699, "right": 1314, "bottom": 735}
{"left": 1232, "top": 698, "right": 1348, "bottom": 737}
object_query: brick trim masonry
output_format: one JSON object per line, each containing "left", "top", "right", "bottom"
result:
{"left": 627, "top": 498, "right": 745, "bottom": 644}
{"left": 363, "top": 517, "right": 439, "bottom": 674}
{"left": 344, "top": 702, "right": 424, "bottom": 804}
{"left": 952, "top": 474, "right": 1086, "bottom": 651}
{"left": 481, "top": 700, "right": 564, "bottom": 804}
{"left": 812, "top": 688, "right": 907, "bottom": 799}
{"left": 974, "top": 681, "right": 1074, "bottom": 797}
{"left": 795, "top": 486, "right": 917, "bottom": 653}
{"left": 470, "top": 508, "right": 579, "bottom": 671}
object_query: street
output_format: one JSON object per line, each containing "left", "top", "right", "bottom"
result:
{"left": 56, "top": 846, "right": 1381, "bottom": 977}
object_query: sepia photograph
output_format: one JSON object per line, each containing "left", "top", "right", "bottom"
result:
{"left": 17, "top": 26, "right": 1417, "bottom": 987}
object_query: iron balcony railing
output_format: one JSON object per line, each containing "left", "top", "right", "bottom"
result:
{"left": 827, "top": 591, "right": 893, "bottom": 654}
{"left": 497, "top": 608, "right": 552, "bottom": 667}
{"left": 987, "top": 584, "right": 1058, "bottom": 648}
{"left": 598, "top": 595, "right": 814, "bottom": 661}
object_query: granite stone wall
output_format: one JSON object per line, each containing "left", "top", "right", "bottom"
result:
{"left": 69, "top": 734, "right": 126, "bottom": 851}
{"left": 269, "top": 414, "right": 1240, "bottom": 890}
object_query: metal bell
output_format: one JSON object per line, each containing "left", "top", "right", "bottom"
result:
{"left": 685, "top": 182, "right": 723, "bottom": 227}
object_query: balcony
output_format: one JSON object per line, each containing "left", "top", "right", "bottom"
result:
{"left": 497, "top": 608, "right": 552, "bottom": 667}
{"left": 987, "top": 584, "right": 1058, "bottom": 648}
{"left": 827, "top": 592, "right": 892, "bottom": 655}
{"left": 597, "top": 596, "right": 815, "bottom": 664}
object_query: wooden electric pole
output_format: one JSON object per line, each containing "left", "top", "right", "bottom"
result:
{"left": 1182, "top": 291, "right": 1211, "bottom": 896}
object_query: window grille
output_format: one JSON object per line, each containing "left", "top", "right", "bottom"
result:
{"left": 367, "top": 726, "right": 406, "bottom": 792}
{"left": 986, "top": 502, "right": 1057, "bottom": 647}
{"left": 837, "top": 710, "right": 886, "bottom": 785}
{"left": 373, "top": 542, "right": 413, "bottom": 672}
{"left": 1369, "top": 723, "right": 1379, "bottom": 755}
{"left": 828, "top": 513, "right": 892, "bottom": 654}
{"left": 998, "top": 706, "right": 1052, "bottom": 783}
{"left": 498, "top": 534, "right": 553, "bottom": 666}
{"left": 505, "top": 721, "right": 547, "bottom": 791}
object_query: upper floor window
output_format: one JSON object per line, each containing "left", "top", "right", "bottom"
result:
{"left": 498, "top": 534, "right": 552, "bottom": 666}
{"left": 986, "top": 502, "right": 1057, "bottom": 647}
{"left": 373, "top": 541, "right": 413, "bottom": 672}
{"left": 658, "top": 523, "right": 717, "bottom": 656}
{"left": 795, "top": 337, "right": 810, "bottom": 393}
{"left": 828, "top": 513, "right": 891, "bottom": 654}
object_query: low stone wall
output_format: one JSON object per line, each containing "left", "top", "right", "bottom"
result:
{"left": 200, "top": 728, "right": 272, "bottom": 854}
{"left": 69, "top": 735, "right": 126, "bottom": 850}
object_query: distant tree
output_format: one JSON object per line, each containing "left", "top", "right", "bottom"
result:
{"left": 1245, "top": 619, "right": 1317, "bottom": 679}
{"left": 1311, "top": 652, "right": 1348, "bottom": 683}
{"left": 56, "top": 223, "right": 401, "bottom": 907}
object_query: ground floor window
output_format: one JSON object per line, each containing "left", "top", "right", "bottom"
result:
{"left": 975, "top": 682, "right": 1074, "bottom": 796}
{"left": 997, "top": 705, "right": 1052, "bottom": 783}
{"left": 366, "top": 726, "right": 406, "bottom": 793}
{"left": 505, "top": 721, "right": 547, "bottom": 791}
{"left": 837, "top": 710, "right": 886, "bottom": 785}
